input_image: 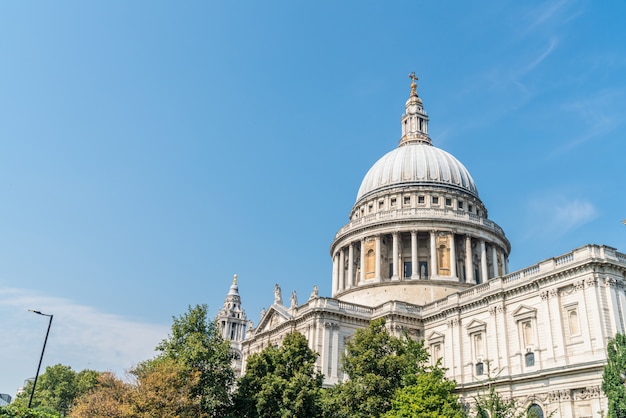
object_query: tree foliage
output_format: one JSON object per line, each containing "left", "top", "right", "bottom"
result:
{"left": 383, "top": 365, "right": 465, "bottom": 418}
{"left": 68, "top": 372, "right": 132, "bottom": 418}
{"left": 12, "top": 364, "right": 99, "bottom": 416}
{"left": 472, "top": 362, "right": 545, "bottom": 418}
{"left": 0, "top": 405, "right": 61, "bottom": 418}
{"left": 603, "top": 333, "right": 626, "bottom": 418}
{"left": 130, "top": 357, "right": 203, "bottom": 418}
{"left": 233, "top": 332, "right": 323, "bottom": 418}
{"left": 69, "top": 304, "right": 235, "bottom": 418}
{"left": 155, "top": 304, "right": 235, "bottom": 417}
{"left": 321, "top": 318, "right": 430, "bottom": 418}
{"left": 70, "top": 361, "right": 204, "bottom": 418}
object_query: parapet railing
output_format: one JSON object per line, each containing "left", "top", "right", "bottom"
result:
{"left": 454, "top": 244, "right": 626, "bottom": 304}
{"left": 335, "top": 207, "right": 505, "bottom": 239}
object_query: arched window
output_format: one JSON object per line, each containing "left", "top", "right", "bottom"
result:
{"left": 474, "top": 333, "right": 484, "bottom": 357}
{"left": 523, "top": 320, "right": 533, "bottom": 346}
{"left": 527, "top": 403, "right": 544, "bottom": 418}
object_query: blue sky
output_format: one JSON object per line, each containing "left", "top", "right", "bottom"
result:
{"left": 1, "top": 1, "right": 625, "bottom": 396}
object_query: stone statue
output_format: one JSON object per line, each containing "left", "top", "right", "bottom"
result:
{"left": 309, "top": 284, "right": 319, "bottom": 300}
{"left": 290, "top": 290, "right": 298, "bottom": 309}
{"left": 274, "top": 283, "right": 283, "bottom": 305}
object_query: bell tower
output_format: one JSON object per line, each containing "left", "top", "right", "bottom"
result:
{"left": 216, "top": 274, "right": 248, "bottom": 375}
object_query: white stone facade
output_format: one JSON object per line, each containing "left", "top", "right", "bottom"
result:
{"left": 224, "top": 77, "right": 626, "bottom": 418}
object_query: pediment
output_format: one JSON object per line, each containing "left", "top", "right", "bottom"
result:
{"left": 512, "top": 305, "right": 537, "bottom": 321}
{"left": 255, "top": 305, "right": 292, "bottom": 333}
{"left": 427, "top": 331, "right": 445, "bottom": 343}
{"left": 465, "top": 319, "right": 486, "bottom": 334}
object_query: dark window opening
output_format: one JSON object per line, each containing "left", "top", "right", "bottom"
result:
{"left": 404, "top": 262, "right": 412, "bottom": 278}
{"left": 476, "top": 362, "right": 484, "bottom": 376}
{"left": 527, "top": 404, "right": 544, "bottom": 418}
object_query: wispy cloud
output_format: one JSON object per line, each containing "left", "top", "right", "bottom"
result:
{"left": 524, "top": 193, "right": 597, "bottom": 240}
{"left": 517, "top": 37, "right": 559, "bottom": 78}
{"left": 525, "top": 0, "right": 573, "bottom": 32}
{"left": 555, "top": 88, "right": 626, "bottom": 151}
{"left": 0, "top": 288, "right": 169, "bottom": 394}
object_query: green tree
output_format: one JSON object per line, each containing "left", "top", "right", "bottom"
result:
{"left": 233, "top": 332, "right": 323, "bottom": 418}
{"left": 472, "top": 362, "right": 545, "bottom": 418}
{"left": 13, "top": 364, "right": 99, "bottom": 416}
{"left": 383, "top": 365, "right": 465, "bottom": 418}
{"left": 156, "top": 304, "right": 234, "bottom": 418}
{"left": 321, "top": 318, "right": 429, "bottom": 418}
{"left": 603, "top": 333, "right": 626, "bottom": 418}
{"left": 0, "top": 404, "right": 61, "bottom": 418}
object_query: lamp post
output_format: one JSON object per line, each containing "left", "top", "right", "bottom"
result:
{"left": 27, "top": 310, "right": 53, "bottom": 409}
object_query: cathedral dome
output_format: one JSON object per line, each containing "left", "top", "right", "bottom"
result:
{"left": 356, "top": 143, "right": 478, "bottom": 203}
{"left": 330, "top": 74, "right": 510, "bottom": 306}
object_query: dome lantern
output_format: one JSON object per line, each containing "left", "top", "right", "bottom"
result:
{"left": 399, "top": 72, "right": 431, "bottom": 146}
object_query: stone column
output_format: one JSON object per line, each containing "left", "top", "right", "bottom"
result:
{"left": 339, "top": 249, "right": 345, "bottom": 292}
{"left": 360, "top": 238, "right": 366, "bottom": 284}
{"left": 411, "top": 231, "right": 418, "bottom": 279}
{"left": 492, "top": 246, "right": 498, "bottom": 278}
{"left": 375, "top": 235, "right": 381, "bottom": 281}
{"left": 331, "top": 326, "right": 339, "bottom": 378}
{"left": 347, "top": 244, "right": 354, "bottom": 288}
{"left": 430, "top": 231, "right": 437, "bottom": 278}
{"left": 392, "top": 232, "right": 399, "bottom": 280}
{"left": 480, "top": 240, "right": 488, "bottom": 283}
{"left": 332, "top": 252, "right": 339, "bottom": 294}
{"left": 450, "top": 233, "right": 457, "bottom": 280}
{"left": 465, "top": 236, "right": 475, "bottom": 284}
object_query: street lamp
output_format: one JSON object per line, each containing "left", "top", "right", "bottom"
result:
{"left": 27, "top": 310, "right": 53, "bottom": 409}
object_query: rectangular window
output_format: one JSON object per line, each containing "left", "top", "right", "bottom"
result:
{"left": 445, "top": 198, "right": 452, "bottom": 206}
{"left": 390, "top": 198, "right": 396, "bottom": 207}
{"left": 458, "top": 201, "right": 464, "bottom": 209}
{"left": 431, "top": 344, "right": 441, "bottom": 364}
{"left": 476, "top": 362, "right": 484, "bottom": 376}
{"left": 404, "top": 262, "right": 412, "bottom": 278}
{"left": 418, "top": 195, "right": 425, "bottom": 204}
{"left": 404, "top": 196, "right": 410, "bottom": 205}
{"left": 379, "top": 200, "right": 384, "bottom": 209}
{"left": 432, "top": 196, "right": 439, "bottom": 205}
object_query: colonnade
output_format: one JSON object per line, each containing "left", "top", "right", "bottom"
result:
{"left": 331, "top": 230, "right": 508, "bottom": 295}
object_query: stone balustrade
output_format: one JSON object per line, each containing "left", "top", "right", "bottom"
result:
{"left": 335, "top": 207, "right": 505, "bottom": 239}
